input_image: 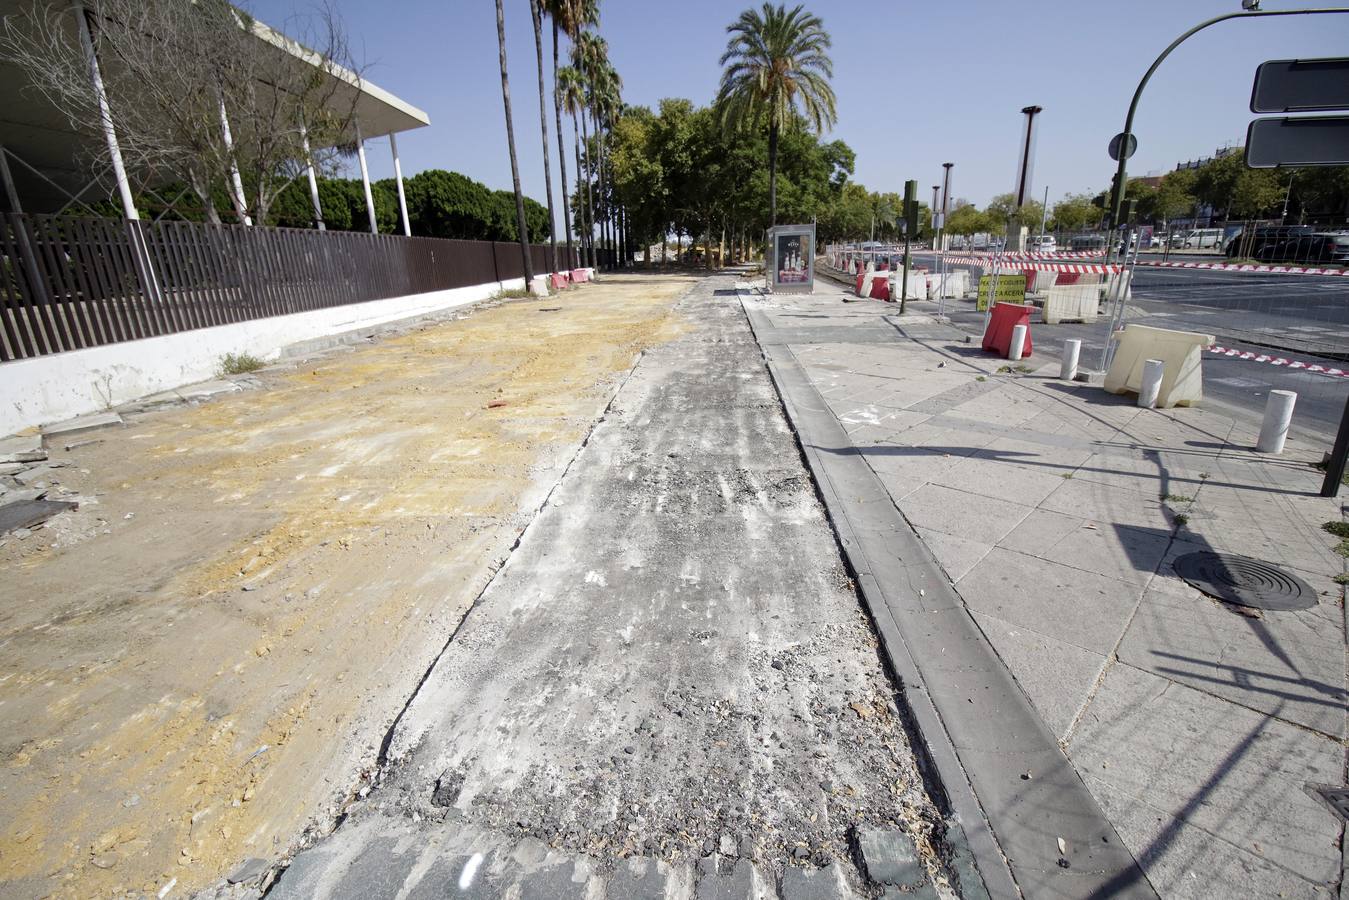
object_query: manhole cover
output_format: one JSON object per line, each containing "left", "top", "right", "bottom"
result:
{"left": 1173, "top": 551, "right": 1314, "bottom": 611}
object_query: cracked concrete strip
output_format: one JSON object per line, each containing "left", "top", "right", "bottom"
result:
{"left": 741, "top": 292, "right": 1157, "bottom": 900}
{"left": 270, "top": 274, "right": 955, "bottom": 899}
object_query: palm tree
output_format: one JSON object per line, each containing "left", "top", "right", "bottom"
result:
{"left": 716, "top": 3, "right": 836, "bottom": 225}
{"left": 575, "top": 34, "right": 619, "bottom": 269}
{"left": 542, "top": 0, "right": 598, "bottom": 270}
{"left": 589, "top": 64, "right": 621, "bottom": 268}
{"left": 558, "top": 64, "right": 591, "bottom": 267}
{"left": 496, "top": 0, "right": 533, "bottom": 284}
{"left": 528, "top": 0, "right": 558, "bottom": 275}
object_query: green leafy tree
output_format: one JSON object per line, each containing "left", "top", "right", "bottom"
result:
{"left": 1050, "top": 192, "right": 1098, "bottom": 232}
{"left": 1193, "top": 152, "right": 1283, "bottom": 219}
{"left": 1152, "top": 170, "right": 1196, "bottom": 226}
{"left": 945, "top": 203, "right": 991, "bottom": 237}
{"left": 716, "top": 3, "right": 837, "bottom": 224}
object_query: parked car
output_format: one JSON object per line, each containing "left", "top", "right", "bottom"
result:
{"left": 1069, "top": 235, "right": 1107, "bottom": 252}
{"left": 1029, "top": 235, "right": 1057, "bottom": 253}
{"left": 1223, "top": 225, "right": 1314, "bottom": 259}
{"left": 1259, "top": 232, "right": 1349, "bottom": 264}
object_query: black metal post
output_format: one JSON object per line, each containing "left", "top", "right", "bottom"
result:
{"left": 900, "top": 232, "right": 910, "bottom": 314}
{"left": 1321, "top": 394, "right": 1349, "bottom": 497}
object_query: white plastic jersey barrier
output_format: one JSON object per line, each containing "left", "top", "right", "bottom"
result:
{"left": 1104, "top": 324, "right": 1214, "bottom": 408}
{"left": 1042, "top": 286, "right": 1100, "bottom": 324}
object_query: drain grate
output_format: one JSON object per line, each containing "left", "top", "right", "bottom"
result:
{"left": 1172, "top": 551, "right": 1315, "bottom": 611}
{"left": 1319, "top": 788, "right": 1349, "bottom": 821}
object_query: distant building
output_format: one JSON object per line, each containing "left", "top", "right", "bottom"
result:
{"left": 1174, "top": 143, "right": 1239, "bottom": 172}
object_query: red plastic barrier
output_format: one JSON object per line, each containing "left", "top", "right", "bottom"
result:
{"left": 550, "top": 272, "right": 569, "bottom": 290}
{"left": 982, "top": 302, "right": 1034, "bottom": 358}
{"left": 869, "top": 276, "right": 890, "bottom": 301}
{"left": 571, "top": 268, "right": 589, "bottom": 283}
{"left": 856, "top": 271, "right": 865, "bottom": 294}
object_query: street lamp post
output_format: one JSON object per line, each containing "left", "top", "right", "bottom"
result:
{"left": 1108, "top": 6, "right": 1349, "bottom": 230}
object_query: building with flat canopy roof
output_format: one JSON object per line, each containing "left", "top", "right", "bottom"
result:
{"left": 0, "top": 0, "right": 430, "bottom": 235}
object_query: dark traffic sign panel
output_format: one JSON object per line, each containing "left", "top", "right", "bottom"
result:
{"left": 1251, "top": 57, "right": 1349, "bottom": 113}
{"left": 1246, "top": 116, "right": 1349, "bottom": 168}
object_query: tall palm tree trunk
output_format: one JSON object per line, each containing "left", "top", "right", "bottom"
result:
{"left": 580, "top": 109, "right": 596, "bottom": 268}
{"left": 572, "top": 122, "right": 589, "bottom": 267}
{"left": 768, "top": 116, "right": 779, "bottom": 226}
{"left": 551, "top": 21, "right": 574, "bottom": 269}
{"left": 597, "top": 132, "right": 610, "bottom": 269}
{"left": 529, "top": 0, "right": 557, "bottom": 274}
{"left": 496, "top": 0, "right": 534, "bottom": 285}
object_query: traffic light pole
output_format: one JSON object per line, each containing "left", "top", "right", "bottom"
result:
{"left": 1109, "top": 7, "right": 1349, "bottom": 229}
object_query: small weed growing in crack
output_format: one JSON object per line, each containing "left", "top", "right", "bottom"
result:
{"left": 1198, "top": 472, "right": 1210, "bottom": 480}
{"left": 1334, "top": 574, "right": 1349, "bottom": 586}
{"left": 218, "top": 352, "right": 263, "bottom": 376}
{"left": 1061, "top": 473, "right": 1074, "bottom": 479}
{"left": 1173, "top": 514, "right": 1189, "bottom": 527}
{"left": 1163, "top": 493, "right": 1193, "bottom": 503}
{"left": 1322, "top": 521, "right": 1349, "bottom": 539}
{"left": 996, "top": 365, "right": 1012, "bottom": 374}
{"left": 975, "top": 375, "right": 987, "bottom": 382}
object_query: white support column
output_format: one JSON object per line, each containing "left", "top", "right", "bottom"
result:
{"left": 72, "top": 1, "right": 136, "bottom": 221}
{"left": 355, "top": 120, "right": 377, "bottom": 235}
{"left": 390, "top": 132, "right": 410, "bottom": 237}
{"left": 300, "top": 123, "right": 325, "bottom": 230}
{"left": 218, "top": 96, "right": 252, "bottom": 226}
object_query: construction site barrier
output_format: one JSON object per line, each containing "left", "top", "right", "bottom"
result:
{"left": 1105, "top": 324, "right": 1213, "bottom": 408}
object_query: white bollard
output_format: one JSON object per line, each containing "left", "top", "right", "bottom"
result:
{"left": 1137, "top": 358, "right": 1164, "bottom": 408}
{"left": 1061, "top": 338, "right": 1081, "bottom": 381}
{"left": 1256, "top": 390, "right": 1297, "bottom": 454}
{"left": 1009, "top": 324, "right": 1028, "bottom": 362}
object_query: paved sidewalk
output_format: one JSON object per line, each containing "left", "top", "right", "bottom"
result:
{"left": 743, "top": 283, "right": 1347, "bottom": 899}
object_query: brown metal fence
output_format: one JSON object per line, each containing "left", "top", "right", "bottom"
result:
{"left": 0, "top": 214, "right": 610, "bottom": 362}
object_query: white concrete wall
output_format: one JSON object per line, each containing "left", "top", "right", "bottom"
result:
{"left": 1, "top": 277, "right": 525, "bottom": 436}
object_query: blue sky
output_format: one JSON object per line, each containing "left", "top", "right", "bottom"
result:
{"left": 253, "top": 0, "right": 1346, "bottom": 217}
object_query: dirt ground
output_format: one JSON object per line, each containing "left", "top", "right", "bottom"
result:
{"left": 0, "top": 273, "right": 695, "bottom": 899}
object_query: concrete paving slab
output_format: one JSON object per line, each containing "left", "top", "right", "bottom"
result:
{"left": 1175, "top": 509, "right": 1343, "bottom": 578}
{"left": 0, "top": 433, "right": 45, "bottom": 463}
{"left": 1039, "top": 477, "right": 1176, "bottom": 532}
{"left": 178, "top": 379, "right": 243, "bottom": 400}
{"left": 1117, "top": 587, "right": 1347, "bottom": 738}
{"left": 956, "top": 548, "right": 1146, "bottom": 655}
{"left": 997, "top": 508, "right": 1089, "bottom": 557}
{"left": 972, "top": 611, "right": 1109, "bottom": 742}
{"left": 1068, "top": 662, "right": 1343, "bottom": 887}
{"left": 1083, "top": 774, "right": 1333, "bottom": 900}
{"left": 1040, "top": 523, "right": 1174, "bottom": 587}
{"left": 40, "top": 411, "right": 123, "bottom": 441}
{"left": 900, "top": 483, "right": 1034, "bottom": 546}
{"left": 932, "top": 454, "right": 1073, "bottom": 507}
{"left": 915, "top": 527, "right": 993, "bottom": 584}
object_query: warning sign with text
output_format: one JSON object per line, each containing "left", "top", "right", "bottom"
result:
{"left": 976, "top": 273, "right": 1027, "bottom": 311}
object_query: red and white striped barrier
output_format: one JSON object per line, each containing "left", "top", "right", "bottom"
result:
{"left": 1140, "top": 260, "right": 1349, "bottom": 276}
{"left": 940, "top": 252, "right": 1108, "bottom": 261}
{"left": 944, "top": 258, "right": 1121, "bottom": 274}
{"left": 1207, "top": 344, "right": 1349, "bottom": 377}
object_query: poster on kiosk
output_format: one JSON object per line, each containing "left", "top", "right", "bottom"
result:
{"left": 768, "top": 224, "right": 815, "bottom": 294}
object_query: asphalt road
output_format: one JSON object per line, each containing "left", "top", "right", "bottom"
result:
{"left": 910, "top": 253, "right": 1349, "bottom": 443}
